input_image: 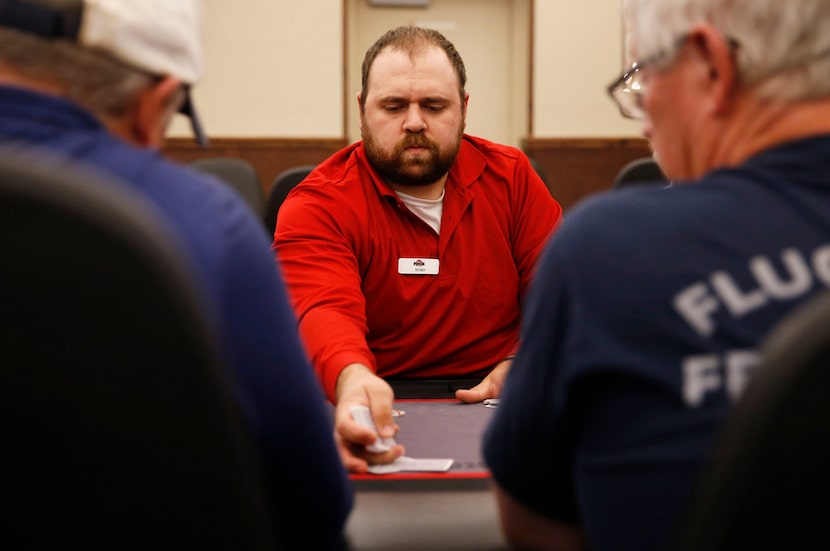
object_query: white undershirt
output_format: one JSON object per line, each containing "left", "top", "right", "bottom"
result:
{"left": 395, "top": 189, "right": 445, "bottom": 234}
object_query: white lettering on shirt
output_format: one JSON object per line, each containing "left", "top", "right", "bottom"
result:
{"left": 672, "top": 245, "right": 830, "bottom": 408}
{"left": 673, "top": 245, "right": 830, "bottom": 337}
{"left": 711, "top": 270, "right": 767, "bottom": 317}
{"left": 682, "top": 349, "right": 760, "bottom": 407}
{"left": 752, "top": 248, "right": 812, "bottom": 299}
{"left": 673, "top": 283, "right": 721, "bottom": 337}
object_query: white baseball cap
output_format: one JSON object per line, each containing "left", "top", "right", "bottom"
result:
{"left": 0, "top": 0, "right": 208, "bottom": 146}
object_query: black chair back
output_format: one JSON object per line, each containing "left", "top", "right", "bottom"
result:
{"left": 191, "top": 156, "right": 266, "bottom": 219}
{"left": 612, "top": 157, "right": 668, "bottom": 189}
{"left": 264, "top": 164, "right": 316, "bottom": 237}
{"left": 0, "top": 152, "right": 279, "bottom": 549}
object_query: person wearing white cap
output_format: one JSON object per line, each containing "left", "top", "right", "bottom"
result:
{"left": 0, "top": 1, "right": 353, "bottom": 548}
{"left": 0, "top": 0, "right": 208, "bottom": 145}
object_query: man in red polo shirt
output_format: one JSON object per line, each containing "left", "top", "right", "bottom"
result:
{"left": 274, "top": 25, "right": 561, "bottom": 472}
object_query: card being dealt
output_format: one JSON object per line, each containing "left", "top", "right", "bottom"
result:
{"left": 350, "top": 404, "right": 396, "bottom": 453}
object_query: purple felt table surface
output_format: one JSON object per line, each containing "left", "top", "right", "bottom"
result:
{"left": 390, "top": 399, "right": 494, "bottom": 476}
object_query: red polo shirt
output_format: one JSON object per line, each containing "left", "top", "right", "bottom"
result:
{"left": 274, "top": 134, "right": 561, "bottom": 401}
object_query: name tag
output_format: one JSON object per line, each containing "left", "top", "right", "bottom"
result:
{"left": 398, "top": 258, "right": 439, "bottom": 275}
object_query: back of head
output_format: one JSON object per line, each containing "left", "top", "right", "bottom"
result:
{"left": 0, "top": 0, "right": 207, "bottom": 143}
{"left": 624, "top": 0, "right": 830, "bottom": 102}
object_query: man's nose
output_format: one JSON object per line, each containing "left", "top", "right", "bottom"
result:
{"left": 402, "top": 105, "right": 426, "bottom": 132}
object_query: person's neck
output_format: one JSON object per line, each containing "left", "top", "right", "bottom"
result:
{"left": 701, "top": 94, "right": 830, "bottom": 176}
{"left": 0, "top": 70, "right": 64, "bottom": 97}
{"left": 390, "top": 174, "right": 448, "bottom": 200}
{"left": 0, "top": 70, "right": 148, "bottom": 147}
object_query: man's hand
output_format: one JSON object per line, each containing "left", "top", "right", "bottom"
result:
{"left": 455, "top": 357, "right": 512, "bottom": 403}
{"left": 333, "top": 363, "right": 405, "bottom": 473}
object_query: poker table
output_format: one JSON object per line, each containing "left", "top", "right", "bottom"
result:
{"left": 343, "top": 379, "right": 509, "bottom": 551}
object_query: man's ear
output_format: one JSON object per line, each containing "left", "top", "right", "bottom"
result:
{"left": 689, "top": 25, "right": 738, "bottom": 117}
{"left": 131, "top": 75, "right": 183, "bottom": 148}
{"left": 463, "top": 92, "right": 470, "bottom": 129}
{"left": 356, "top": 91, "right": 364, "bottom": 130}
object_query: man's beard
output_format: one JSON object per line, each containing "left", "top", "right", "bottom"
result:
{"left": 363, "top": 126, "right": 463, "bottom": 188}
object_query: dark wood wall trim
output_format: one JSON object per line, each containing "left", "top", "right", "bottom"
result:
{"left": 162, "top": 137, "right": 350, "bottom": 197}
{"left": 163, "top": 136, "right": 651, "bottom": 213}
{"left": 523, "top": 137, "right": 653, "bottom": 212}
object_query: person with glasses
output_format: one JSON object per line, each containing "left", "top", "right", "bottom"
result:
{"left": 483, "top": 0, "right": 830, "bottom": 550}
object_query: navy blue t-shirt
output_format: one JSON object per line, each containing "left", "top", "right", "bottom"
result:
{"left": 0, "top": 86, "right": 353, "bottom": 550}
{"left": 484, "top": 135, "right": 830, "bottom": 551}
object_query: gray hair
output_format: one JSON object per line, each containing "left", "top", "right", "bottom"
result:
{"left": 0, "top": 26, "right": 182, "bottom": 120}
{"left": 624, "top": 0, "right": 830, "bottom": 101}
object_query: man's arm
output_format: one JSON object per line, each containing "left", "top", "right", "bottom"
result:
{"left": 456, "top": 153, "right": 561, "bottom": 403}
{"left": 512, "top": 153, "right": 562, "bottom": 298}
{"left": 274, "top": 178, "right": 404, "bottom": 471}
{"left": 273, "top": 184, "right": 375, "bottom": 401}
{"left": 214, "top": 190, "right": 354, "bottom": 549}
{"left": 492, "top": 483, "right": 588, "bottom": 551}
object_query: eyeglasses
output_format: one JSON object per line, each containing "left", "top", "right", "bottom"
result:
{"left": 607, "top": 35, "right": 740, "bottom": 119}
{"left": 606, "top": 36, "right": 690, "bottom": 120}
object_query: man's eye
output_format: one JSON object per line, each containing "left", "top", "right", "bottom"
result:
{"left": 426, "top": 104, "right": 446, "bottom": 112}
{"left": 383, "top": 105, "right": 403, "bottom": 112}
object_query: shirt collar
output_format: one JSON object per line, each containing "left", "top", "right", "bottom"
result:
{"left": 0, "top": 84, "right": 104, "bottom": 139}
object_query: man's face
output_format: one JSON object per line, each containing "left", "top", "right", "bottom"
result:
{"left": 640, "top": 58, "right": 697, "bottom": 181}
{"left": 635, "top": 35, "right": 722, "bottom": 182}
{"left": 359, "top": 46, "right": 468, "bottom": 189}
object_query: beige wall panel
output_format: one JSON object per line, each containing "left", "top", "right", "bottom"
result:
{"left": 169, "top": 0, "right": 344, "bottom": 138}
{"left": 166, "top": 0, "right": 643, "bottom": 141}
{"left": 533, "top": 0, "right": 640, "bottom": 137}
